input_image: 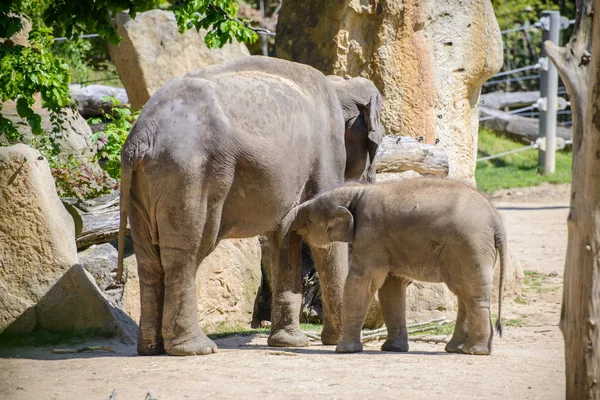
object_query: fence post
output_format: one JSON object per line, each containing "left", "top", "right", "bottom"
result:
{"left": 537, "top": 10, "right": 561, "bottom": 175}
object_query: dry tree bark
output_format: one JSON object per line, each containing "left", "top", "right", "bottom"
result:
{"left": 374, "top": 135, "right": 449, "bottom": 177}
{"left": 545, "top": 0, "right": 600, "bottom": 397}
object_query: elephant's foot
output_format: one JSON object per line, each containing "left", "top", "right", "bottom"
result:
{"left": 320, "top": 326, "right": 342, "bottom": 346}
{"left": 268, "top": 328, "right": 309, "bottom": 347}
{"left": 381, "top": 338, "right": 409, "bottom": 352}
{"left": 335, "top": 339, "right": 363, "bottom": 353}
{"left": 444, "top": 340, "right": 465, "bottom": 354}
{"left": 165, "top": 332, "right": 219, "bottom": 356}
{"left": 458, "top": 341, "right": 491, "bottom": 356}
{"left": 137, "top": 338, "right": 165, "bottom": 356}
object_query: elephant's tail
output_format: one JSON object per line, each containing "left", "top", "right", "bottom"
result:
{"left": 494, "top": 218, "right": 507, "bottom": 338}
{"left": 116, "top": 159, "right": 133, "bottom": 283}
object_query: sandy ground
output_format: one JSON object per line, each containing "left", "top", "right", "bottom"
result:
{"left": 0, "top": 183, "right": 570, "bottom": 400}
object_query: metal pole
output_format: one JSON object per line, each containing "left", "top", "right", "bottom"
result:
{"left": 259, "top": 0, "right": 268, "bottom": 56}
{"left": 538, "top": 10, "right": 561, "bottom": 175}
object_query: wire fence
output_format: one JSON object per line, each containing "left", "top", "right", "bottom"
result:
{"left": 478, "top": 12, "right": 574, "bottom": 165}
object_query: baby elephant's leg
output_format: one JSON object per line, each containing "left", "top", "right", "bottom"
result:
{"left": 336, "top": 261, "right": 386, "bottom": 353}
{"left": 379, "top": 276, "right": 411, "bottom": 352}
{"left": 460, "top": 285, "right": 494, "bottom": 355}
{"left": 445, "top": 297, "right": 468, "bottom": 353}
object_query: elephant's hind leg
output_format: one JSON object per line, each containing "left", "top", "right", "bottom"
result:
{"left": 445, "top": 297, "right": 468, "bottom": 354}
{"left": 268, "top": 232, "right": 310, "bottom": 348}
{"left": 130, "top": 207, "right": 165, "bottom": 356}
{"left": 460, "top": 283, "right": 494, "bottom": 355}
{"left": 158, "top": 183, "right": 225, "bottom": 356}
{"left": 160, "top": 245, "right": 219, "bottom": 356}
{"left": 379, "top": 275, "right": 411, "bottom": 352}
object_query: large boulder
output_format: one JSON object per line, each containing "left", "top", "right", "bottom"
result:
{"left": 108, "top": 10, "right": 251, "bottom": 110}
{"left": 124, "top": 238, "right": 262, "bottom": 332}
{"left": 0, "top": 144, "right": 79, "bottom": 333}
{"left": 78, "top": 243, "right": 123, "bottom": 307}
{"left": 0, "top": 144, "right": 136, "bottom": 340}
{"left": 275, "top": 0, "right": 503, "bottom": 182}
{"left": 0, "top": 104, "right": 96, "bottom": 166}
{"left": 69, "top": 84, "right": 129, "bottom": 118}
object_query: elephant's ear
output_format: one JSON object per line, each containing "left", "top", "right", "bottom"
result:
{"left": 364, "top": 92, "right": 383, "bottom": 163}
{"left": 327, "top": 206, "right": 354, "bottom": 243}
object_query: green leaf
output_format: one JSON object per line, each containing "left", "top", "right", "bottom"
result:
{"left": 16, "top": 98, "right": 31, "bottom": 118}
{"left": 28, "top": 113, "right": 42, "bottom": 135}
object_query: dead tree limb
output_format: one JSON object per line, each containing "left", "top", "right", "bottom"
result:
{"left": 545, "top": 0, "right": 600, "bottom": 397}
{"left": 479, "top": 106, "right": 572, "bottom": 144}
{"left": 374, "top": 135, "right": 448, "bottom": 177}
{"left": 62, "top": 192, "right": 128, "bottom": 250}
{"left": 480, "top": 90, "right": 540, "bottom": 110}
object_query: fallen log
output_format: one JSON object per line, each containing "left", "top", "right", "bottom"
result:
{"left": 70, "top": 84, "right": 129, "bottom": 118}
{"left": 479, "top": 106, "right": 572, "bottom": 145}
{"left": 480, "top": 90, "right": 539, "bottom": 110}
{"left": 374, "top": 135, "right": 449, "bottom": 177}
{"left": 62, "top": 191, "right": 128, "bottom": 250}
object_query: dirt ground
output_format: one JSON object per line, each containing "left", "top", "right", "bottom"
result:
{"left": 0, "top": 183, "right": 570, "bottom": 400}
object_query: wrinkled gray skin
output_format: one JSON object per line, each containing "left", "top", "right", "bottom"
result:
{"left": 281, "top": 178, "right": 507, "bottom": 355}
{"left": 117, "top": 56, "right": 384, "bottom": 356}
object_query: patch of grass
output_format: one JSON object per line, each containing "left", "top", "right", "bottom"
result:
{"left": 503, "top": 317, "right": 526, "bottom": 327}
{"left": 514, "top": 296, "right": 528, "bottom": 305}
{"left": 522, "top": 270, "right": 561, "bottom": 294}
{"left": 206, "top": 323, "right": 324, "bottom": 340}
{"left": 411, "top": 321, "right": 456, "bottom": 336}
{"left": 300, "top": 323, "right": 323, "bottom": 332}
{"left": 475, "top": 128, "right": 572, "bottom": 194}
{"left": 206, "top": 325, "right": 269, "bottom": 340}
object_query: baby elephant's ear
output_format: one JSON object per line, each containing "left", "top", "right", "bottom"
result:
{"left": 327, "top": 206, "right": 354, "bottom": 243}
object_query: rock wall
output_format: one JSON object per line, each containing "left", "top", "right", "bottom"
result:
{"left": 275, "top": 0, "right": 503, "bottom": 182}
{"left": 108, "top": 10, "right": 251, "bottom": 110}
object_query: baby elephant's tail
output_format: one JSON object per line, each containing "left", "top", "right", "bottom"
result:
{"left": 494, "top": 220, "right": 507, "bottom": 337}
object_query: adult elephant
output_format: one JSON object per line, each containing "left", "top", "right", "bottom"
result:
{"left": 117, "top": 56, "right": 383, "bottom": 356}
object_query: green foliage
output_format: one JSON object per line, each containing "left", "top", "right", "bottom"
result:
{"left": 50, "top": 156, "right": 117, "bottom": 199}
{"left": 90, "top": 97, "right": 140, "bottom": 180}
{"left": 487, "top": 1, "right": 576, "bottom": 92}
{"left": 475, "top": 128, "right": 572, "bottom": 193}
{"left": 173, "top": 0, "right": 258, "bottom": 48}
{"left": 491, "top": 0, "right": 560, "bottom": 30}
{"left": 0, "top": 24, "right": 71, "bottom": 140}
{"left": 1, "top": 0, "right": 259, "bottom": 159}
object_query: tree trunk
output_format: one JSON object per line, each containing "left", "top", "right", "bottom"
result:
{"left": 545, "top": 0, "right": 600, "bottom": 397}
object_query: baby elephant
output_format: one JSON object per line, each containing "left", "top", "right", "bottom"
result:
{"left": 280, "top": 177, "right": 506, "bottom": 355}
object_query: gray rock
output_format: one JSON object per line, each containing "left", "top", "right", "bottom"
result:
{"left": 108, "top": 9, "right": 250, "bottom": 110}
{"left": 78, "top": 243, "right": 123, "bottom": 308}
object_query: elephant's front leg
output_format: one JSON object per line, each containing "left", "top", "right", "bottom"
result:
{"left": 267, "top": 232, "right": 309, "bottom": 347}
{"left": 161, "top": 247, "right": 218, "bottom": 356}
{"left": 336, "top": 259, "right": 386, "bottom": 353}
{"left": 379, "top": 275, "right": 411, "bottom": 352}
{"left": 310, "top": 242, "right": 348, "bottom": 345}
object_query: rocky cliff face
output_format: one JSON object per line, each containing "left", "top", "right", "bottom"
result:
{"left": 275, "top": 0, "right": 503, "bottom": 182}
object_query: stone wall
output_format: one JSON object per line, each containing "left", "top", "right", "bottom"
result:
{"left": 275, "top": 0, "right": 503, "bottom": 182}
